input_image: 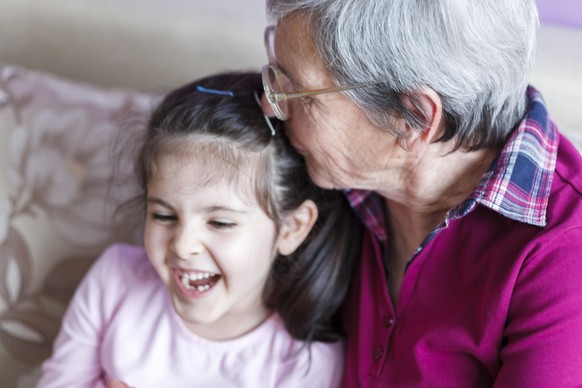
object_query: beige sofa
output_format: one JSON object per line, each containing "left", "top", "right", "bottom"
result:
{"left": 0, "top": 1, "right": 581, "bottom": 386}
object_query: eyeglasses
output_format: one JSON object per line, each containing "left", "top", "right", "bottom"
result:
{"left": 262, "top": 25, "right": 377, "bottom": 121}
{"left": 262, "top": 65, "right": 378, "bottom": 121}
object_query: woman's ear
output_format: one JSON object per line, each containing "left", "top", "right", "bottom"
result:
{"left": 398, "top": 87, "right": 444, "bottom": 152}
{"left": 276, "top": 199, "right": 318, "bottom": 256}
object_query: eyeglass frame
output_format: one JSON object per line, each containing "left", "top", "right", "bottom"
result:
{"left": 262, "top": 25, "right": 378, "bottom": 121}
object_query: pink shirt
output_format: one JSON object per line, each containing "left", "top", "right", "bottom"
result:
{"left": 341, "top": 88, "right": 582, "bottom": 386}
{"left": 39, "top": 244, "right": 344, "bottom": 388}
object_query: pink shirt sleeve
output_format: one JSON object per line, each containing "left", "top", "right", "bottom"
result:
{"left": 38, "top": 245, "right": 122, "bottom": 388}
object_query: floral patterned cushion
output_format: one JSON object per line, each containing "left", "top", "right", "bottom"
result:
{"left": 0, "top": 64, "right": 154, "bottom": 387}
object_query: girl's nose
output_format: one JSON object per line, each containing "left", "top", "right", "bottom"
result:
{"left": 171, "top": 226, "right": 204, "bottom": 259}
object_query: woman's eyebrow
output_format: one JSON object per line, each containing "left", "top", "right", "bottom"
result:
{"left": 275, "top": 60, "right": 304, "bottom": 90}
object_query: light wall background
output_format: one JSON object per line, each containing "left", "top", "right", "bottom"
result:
{"left": 537, "top": 0, "right": 582, "bottom": 28}
{"left": 532, "top": 0, "right": 582, "bottom": 133}
{"left": 0, "top": 0, "right": 267, "bottom": 92}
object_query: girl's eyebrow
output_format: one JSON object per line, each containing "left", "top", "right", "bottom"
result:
{"left": 204, "top": 206, "right": 248, "bottom": 215}
{"left": 147, "top": 197, "right": 248, "bottom": 214}
{"left": 147, "top": 197, "right": 173, "bottom": 210}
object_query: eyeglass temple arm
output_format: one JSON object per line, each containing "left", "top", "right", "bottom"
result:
{"left": 272, "top": 83, "right": 375, "bottom": 102}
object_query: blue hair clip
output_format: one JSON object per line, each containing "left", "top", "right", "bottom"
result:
{"left": 194, "top": 85, "right": 275, "bottom": 136}
{"left": 196, "top": 85, "right": 235, "bottom": 97}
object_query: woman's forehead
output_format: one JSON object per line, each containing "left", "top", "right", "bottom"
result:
{"left": 274, "top": 15, "right": 331, "bottom": 90}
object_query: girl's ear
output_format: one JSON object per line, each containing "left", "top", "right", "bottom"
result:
{"left": 276, "top": 199, "right": 318, "bottom": 256}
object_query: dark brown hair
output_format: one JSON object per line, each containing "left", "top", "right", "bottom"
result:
{"left": 136, "top": 72, "right": 361, "bottom": 342}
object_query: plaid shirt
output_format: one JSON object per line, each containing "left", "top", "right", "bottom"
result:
{"left": 345, "top": 86, "right": 559, "bottom": 253}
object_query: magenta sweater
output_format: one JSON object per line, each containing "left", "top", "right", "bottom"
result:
{"left": 341, "top": 95, "right": 582, "bottom": 386}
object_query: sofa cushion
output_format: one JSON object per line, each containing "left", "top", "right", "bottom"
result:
{"left": 0, "top": 64, "right": 153, "bottom": 387}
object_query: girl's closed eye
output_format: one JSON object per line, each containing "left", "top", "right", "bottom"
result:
{"left": 151, "top": 213, "right": 177, "bottom": 223}
{"left": 208, "top": 219, "right": 237, "bottom": 229}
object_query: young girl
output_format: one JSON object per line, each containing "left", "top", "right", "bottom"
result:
{"left": 38, "top": 73, "right": 360, "bottom": 387}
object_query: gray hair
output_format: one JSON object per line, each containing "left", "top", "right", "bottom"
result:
{"left": 266, "top": 0, "right": 539, "bottom": 150}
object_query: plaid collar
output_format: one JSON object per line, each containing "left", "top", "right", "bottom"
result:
{"left": 346, "top": 86, "right": 559, "bottom": 242}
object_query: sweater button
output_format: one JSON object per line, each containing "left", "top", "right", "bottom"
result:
{"left": 373, "top": 346, "right": 384, "bottom": 361}
{"left": 384, "top": 315, "right": 395, "bottom": 327}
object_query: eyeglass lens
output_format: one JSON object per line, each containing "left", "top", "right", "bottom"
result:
{"left": 265, "top": 66, "right": 289, "bottom": 120}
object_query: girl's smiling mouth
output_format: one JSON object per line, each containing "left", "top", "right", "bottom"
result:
{"left": 173, "top": 269, "right": 221, "bottom": 294}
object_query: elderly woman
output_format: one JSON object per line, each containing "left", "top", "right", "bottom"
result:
{"left": 260, "top": 0, "right": 582, "bottom": 386}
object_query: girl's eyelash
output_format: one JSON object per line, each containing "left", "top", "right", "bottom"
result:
{"left": 209, "top": 220, "right": 236, "bottom": 229}
{"left": 149, "top": 213, "right": 236, "bottom": 228}
{"left": 151, "top": 213, "right": 176, "bottom": 222}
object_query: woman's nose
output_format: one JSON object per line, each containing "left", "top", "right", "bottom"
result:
{"left": 260, "top": 92, "right": 277, "bottom": 118}
{"left": 171, "top": 226, "right": 204, "bottom": 259}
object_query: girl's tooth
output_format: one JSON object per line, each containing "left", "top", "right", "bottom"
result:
{"left": 181, "top": 274, "right": 192, "bottom": 288}
{"left": 178, "top": 270, "right": 217, "bottom": 290}
{"left": 195, "top": 284, "right": 211, "bottom": 292}
{"left": 179, "top": 271, "right": 215, "bottom": 280}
